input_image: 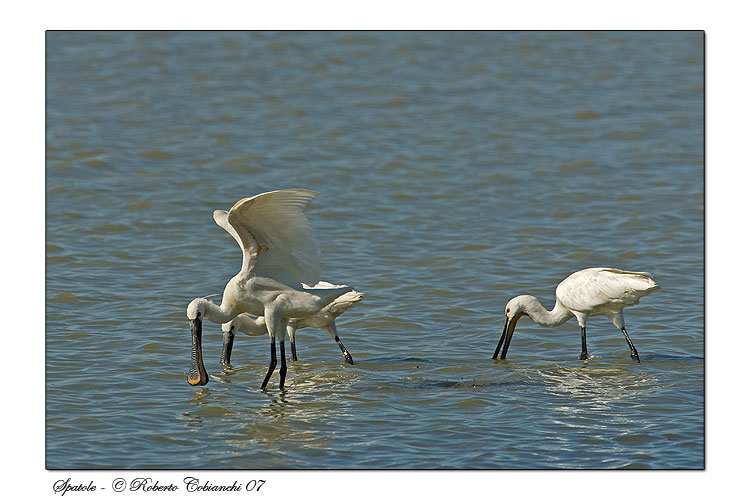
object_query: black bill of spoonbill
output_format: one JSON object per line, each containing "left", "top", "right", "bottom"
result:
{"left": 186, "top": 188, "right": 355, "bottom": 390}
{"left": 492, "top": 267, "right": 659, "bottom": 362}
{"left": 221, "top": 284, "right": 363, "bottom": 366}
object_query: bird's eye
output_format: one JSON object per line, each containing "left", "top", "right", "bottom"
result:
{"left": 506, "top": 308, "right": 510, "bottom": 314}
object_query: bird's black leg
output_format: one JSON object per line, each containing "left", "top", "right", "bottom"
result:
{"left": 290, "top": 337, "right": 298, "bottom": 362}
{"left": 261, "top": 337, "right": 277, "bottom": 390}
{"left": 279, "top": 337, "right": 287, "bottom": 389}
{"left": 220, "top": 327, "right": 235, "bottom": 366}
{"left": 579, "top": 326, "right": 589, "bottom": 360}
{"left": 621, "top": 328, "right": 640, "bottom": 362}
{"left": 335, "top": 336, "right": 354, "bottom": 365}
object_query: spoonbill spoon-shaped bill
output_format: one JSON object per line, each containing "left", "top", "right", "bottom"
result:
{"left": 186, "top": 189, "right": 355, "bottom": 390}
{"left": 492, "top": 267, "right": 659, "bottom": 362}
{"left": 221, "top": 286, "right": 363, "bottom": 366}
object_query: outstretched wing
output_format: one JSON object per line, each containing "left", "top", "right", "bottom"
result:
{"left": 216, "top": 188, "right": 321, "bottom": 286}
{"left": 556, "top": 267, "right": 658, "bottom": 313}
{"left": 213, "top": 209, "right": 243, "bottom": 251}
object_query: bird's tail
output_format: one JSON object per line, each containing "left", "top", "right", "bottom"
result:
{"left": 327, "top": 291, "right": 364, "bottom": 316}
{"left": 622, "top": 270, "right": 659, "bottom": 292}
{"left": 607, "top": 269, "right": 659, "bottom": 304}
{"left": 308, "top": 285, "right": 355, "bottom": 308}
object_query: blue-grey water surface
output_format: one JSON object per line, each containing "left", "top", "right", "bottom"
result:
{"left": 46, "top": 31, "right": 703, "bottom": 469}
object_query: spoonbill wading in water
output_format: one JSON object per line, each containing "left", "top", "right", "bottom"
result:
{"left": 221, "top": 285, "right": 363, "bottom": 366}
{"left": 492, "top": 267, "right": 658, "bottom": 362}
{"left": 186, "top": 188, "right": 355, "bottom": 390}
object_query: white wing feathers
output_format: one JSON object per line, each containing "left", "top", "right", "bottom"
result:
{"left": 557, "top": 267, "right": 658, "bottom": 313}
{"left": 214, "top": 188, "right": 321, "bottom": 286}
{"left": 213, "top": 209, "right": 243, "bottom": 251}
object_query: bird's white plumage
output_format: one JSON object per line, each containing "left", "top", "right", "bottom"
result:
{"left": 220, "top": 285, "right": 362, "bottom": 366}
{"left": 213, "top": 188, "right": 321, "bottom": 287}
{"left": 225, "top": 313, "right": 267, "bottom": 336}
{"left": 187, "top": 189, "right": 356, "bottom": 389}
{"left": 222, "top": 286, "right": 362, "bottom": 336}
{"left": 556, "top": 267, "right": 658, "bottom": 315}
{"left": 494, "top": 267, "right": 659, "bottom": 361}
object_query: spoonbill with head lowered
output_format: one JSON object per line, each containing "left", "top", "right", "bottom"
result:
{"left": 186, "top": 188, "right": 355, "bottom": 390}
{"left": 492, "top": 267, "right": 658, "bottom": 362}
{"left": 221, "top": 284, "right": 363, "bottom": 366}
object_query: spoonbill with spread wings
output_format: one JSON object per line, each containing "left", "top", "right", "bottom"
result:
{"left": 186, "top": 189, "right": 354, "bottom": 390}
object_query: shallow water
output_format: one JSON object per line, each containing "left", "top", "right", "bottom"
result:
{"left": 46, "top": 31, "right": 703, "bottom": 469}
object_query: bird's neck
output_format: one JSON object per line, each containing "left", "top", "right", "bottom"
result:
{"left": 521, "top": 297, "right": 573, "bottom": 327}
{"left": 201, "top": 299, "right": 238, "bottom": 324}
{"left": 234, "top": 314, "right": 265, "bottom": 332}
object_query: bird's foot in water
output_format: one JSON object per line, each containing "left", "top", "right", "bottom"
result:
{"left": 579, "top": 352, "right": 590, "bottom": 361}
{"left": 631, "top": 351, "right": 641, "bottom": 363}
{"left": 343, "top": 352, "right": 354, "bottom": 365}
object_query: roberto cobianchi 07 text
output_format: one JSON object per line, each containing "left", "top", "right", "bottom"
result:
{"left": 53, "top": 477, "right": 267, "bottom": 495}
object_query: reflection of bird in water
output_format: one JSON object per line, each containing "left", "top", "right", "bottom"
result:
{"left": 493, "top": 267, "right": 659, "bottom": 362}
{"left": 186, "top": 189, "right": 355, "bottom": 390}
{"left": 221, "top": 285, "right": 363, "bottom": 365}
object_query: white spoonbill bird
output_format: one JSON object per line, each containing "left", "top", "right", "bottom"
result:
{"left": 221, "top": 285, "right": 363, "bottom": 366}
{"left": 492, "top": 267, "right": 659, "bottom": 362}
{"left": 186, "top": 188, "right": 354, "bottom": 390}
